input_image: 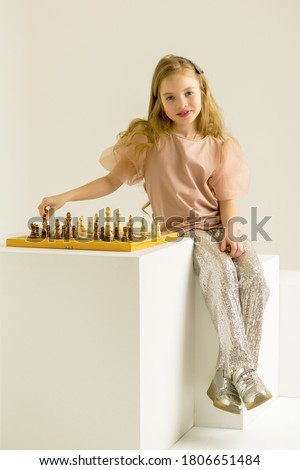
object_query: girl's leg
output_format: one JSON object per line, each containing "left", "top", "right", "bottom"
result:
{"left": 193, "top": 228, "right": 254, "bottom": 377}
{"left": 193, "top": 228, "right": 272, "bottom": 412}
{"left": 233, "top": 237, "right": 270, "bottom": 369}
{"left": 230, "top": 237, "right": 272, "bottom": 411}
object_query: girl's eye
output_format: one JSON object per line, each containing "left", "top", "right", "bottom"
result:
{"left": 185, "top": 91, "right": 193, "bottom": 97}
{"left": 166, "top": 96, "right": 174, "bottom": 101}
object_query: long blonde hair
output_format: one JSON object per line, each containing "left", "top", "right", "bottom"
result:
{"left": 115, "top": 54, "right": 228, "bottom": 211}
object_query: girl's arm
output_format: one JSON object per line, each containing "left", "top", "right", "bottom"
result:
{"left": 219, "top": 199, "right": 245, "bottom": 258}
{"left": 38, "top": 173, "right": 123, "bottom": 218}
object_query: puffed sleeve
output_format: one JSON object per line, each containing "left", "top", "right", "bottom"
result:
{"left": 99, "top": 132, "right": 148, "bottom": 185}
{"left": 209, "top": 138, "right": 250, "bottom": 200}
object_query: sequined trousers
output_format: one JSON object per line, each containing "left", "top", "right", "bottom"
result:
{"left": 192, "top": 228, "right": 270, "bottom": 377}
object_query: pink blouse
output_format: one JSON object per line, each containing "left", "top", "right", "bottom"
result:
{"left": 99, "top": 132, "right": 250, "bottom": 232}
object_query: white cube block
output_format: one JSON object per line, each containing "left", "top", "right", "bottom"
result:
{"left": 279, "top": 270, "right": 300, "bottom": 397}
{"left": 194, "top": 254, "right": 279, "bottom": 429}
{"left": 0, "top": 238, "right": 194, "bottom": 450}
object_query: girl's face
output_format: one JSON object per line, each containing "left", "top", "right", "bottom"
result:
{"left": 159, "top": 70, "right": 202, "bottom": 135}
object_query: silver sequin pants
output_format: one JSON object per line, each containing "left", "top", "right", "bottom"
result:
{"left": 193, "top": 228, "right": 270, "bottom": 378}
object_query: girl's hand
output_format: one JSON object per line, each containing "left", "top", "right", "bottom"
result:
{"left": 220, "top": 231, "right": 245, "bottom": 259}
{"left": 38, "top": 194, "right": 66, "bottom": 218}
{"left": 218, "top": 200, "right": 245, "bottom": 258}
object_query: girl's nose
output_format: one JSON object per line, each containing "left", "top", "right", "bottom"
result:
{"left": 177, "top": 96, "right": 188, "bottom": 108}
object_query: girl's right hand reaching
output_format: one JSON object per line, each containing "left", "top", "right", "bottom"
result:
{"left": 38, "top": 194, "right": 66, "bottom": 218}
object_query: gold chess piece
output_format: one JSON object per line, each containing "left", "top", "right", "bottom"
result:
{"left": 78, "top": 216, "right": 86, "bottom": 236}
{"left": 155, "top": 218, "right": 161, "bottom": 238}
{"left": 104, "top": 206, "right": 113, "bottom": 241}
{"left": 150, "top": 213, "right": 161, "bottom": 239}
{"left": 122, "top": 226, "right": 128, "bottom": 242}
{"left": 94, "top": 213, "right": 100, "bottom": 240}
{"left": 140, "top": 217, "right": 146, "bottom": 233}
{"left": 41, "top": 214, "right": 48, "bottom": 238}
{"left": 64, "top": 212, "right": 72, "bottom": 240}
{"left": 115, "top": 208, "right": 123, "bottom": 237}
{"left": 54, "top": 219, "right": 61, "bottom": 239}
{"left": 87, "top": 219, "right": 93, "bottom": 237}
{"left": 128, "top": 214, "right": 133, "bottom": 229}
{"left": 151, "top": 213, "right": 156, "bottom": 239}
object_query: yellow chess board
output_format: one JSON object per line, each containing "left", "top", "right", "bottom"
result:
{"left": 7, "top": 208, "right": 178, "bottom": 252}
{"left": 6, "top": 232, "right": 178, "bottom": 252}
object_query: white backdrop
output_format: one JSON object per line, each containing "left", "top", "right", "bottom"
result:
{"left": 1, "top": 0, "right": 300, "bottom": 268}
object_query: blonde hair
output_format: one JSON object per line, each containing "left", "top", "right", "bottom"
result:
{"left": 115, "top": 54, "right": 229, "bottom": 211}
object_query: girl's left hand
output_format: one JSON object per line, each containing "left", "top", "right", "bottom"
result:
{"left": 220, "top": 233, "right": 246, "bottom": 259}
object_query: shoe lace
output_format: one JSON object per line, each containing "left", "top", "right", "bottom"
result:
{"left": 236, "top": 369, "right": 258, "bottom": 393}
{"left": 222, "top": 376, "right": 240, "bottom": 398}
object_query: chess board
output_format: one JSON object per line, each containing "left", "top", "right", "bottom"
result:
{"left": 6, "top": 208, "right": 179, "bottom": 252}
{"left": 6, "top": 232, "right": 178, "bottom": 252}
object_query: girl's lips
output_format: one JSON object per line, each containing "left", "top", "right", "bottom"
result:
{"left": 176, "top": 110, "right": 192, "bottom": 118}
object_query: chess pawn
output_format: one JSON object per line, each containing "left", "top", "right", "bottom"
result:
{"left": 78, "top": 216, "right": 86, "bottom": 235}
{"left": 93, "top": 220, "right": 99, "bottom": 240}
{"left": 140, "top": 218, "right": 146, "bottom": 233}
{"left": 121, "top": 226, "right": 128, "bottom": 242}
{"left": 100, "top": 226, "right": 104, "bottom": 240}
{"left": 155, "top": 219, "right": 161, "bottom": 238}
{"left": 64, "top": 225, "right": 70, "bottom": 240}
{"left": 151, "top": 214, "right": 157, "bottom": 239}
{"left": 54, "top": 219, "right": 61, "bottom": 239}
{"left": 87, "top": 219, "right": 93, "bottom": 237}
{"left": 94, "top": 214, "right": 100, "bottom": 240}
{"left": 114, "top": 225, "right": 120, "bottom": 241}
{"left": 29, "top": 223, "right": 38, "bottom": 239}
{"left": 61, "top": 225, "right": 66, "bottom": 239}
{"left": 77, "top": 217, "right": 86, "bottom": 238}
{"left": 74, "top": 222, "right": 78, "bottom": 239}
{"left": 127, "top": 214, "right": 133, "bottom": 229}
{"left": 126, "top": 214, "right": 134, "bottom": 240}
{"left": 35, "top": 224, "right": 40, "bottom": 238}
{"left": 29, "top": 223, "right": 35, "bottom": 238}
{"left": 104, "top": 229, "right": 113, "bottom": 241}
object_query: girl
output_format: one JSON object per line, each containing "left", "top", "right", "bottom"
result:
{"left": 38, "top": 54, "right": 272, "bottom": 415}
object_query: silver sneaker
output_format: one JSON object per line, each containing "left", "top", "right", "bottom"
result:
{"left": 207, "top": 369, "right": 242, "bottom": 414}
{"left": 232, "top": 368, "right": 272, "bottom": 410}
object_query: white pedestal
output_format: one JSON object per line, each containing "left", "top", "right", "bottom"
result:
{"left": 194, "top": 254, "right": 279, "bottom": 429}
{"left": 0, "top": 237, "right": 280, "bottom": 448}
{"left": 0, "top": 238, "right": 194, "bottom": 450}
{"left": 279, "top": 270, "right": 300, "bottom": 398}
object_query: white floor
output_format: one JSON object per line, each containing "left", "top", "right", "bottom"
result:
{"left": 171, "top": 397, "right": 300, "bottom": 450}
